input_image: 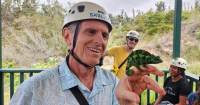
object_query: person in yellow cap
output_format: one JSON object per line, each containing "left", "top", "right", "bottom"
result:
{"left": 10, "top": 2, "right": 165, "bottom": 105}
{"left": 105, "top": 30, "right": 140, "bottom": 79}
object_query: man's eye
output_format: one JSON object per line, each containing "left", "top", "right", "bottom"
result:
{"left": 88, "top": 29, "right": 96, "bottom": 35}
{"left": 102, "top": 32, "right": 109, "bottom": 39}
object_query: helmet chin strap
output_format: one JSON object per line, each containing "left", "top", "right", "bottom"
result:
{"left": 69, "top": 50, "right": 94, "bottom": 69}
{"left": 69, "top": 22, "right": 96, "bottom": 69}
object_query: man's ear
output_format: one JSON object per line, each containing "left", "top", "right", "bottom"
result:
{"left": 62, "top": 27, "right": 73, "bottom": 48}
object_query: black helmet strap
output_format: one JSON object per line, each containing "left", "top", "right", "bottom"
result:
{"left": 69, "top": 22, "right": 94, "bottom": 69}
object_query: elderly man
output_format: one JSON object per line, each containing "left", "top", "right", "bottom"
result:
{"left": 10, "top": 2, "right": 165, "bottom": 105}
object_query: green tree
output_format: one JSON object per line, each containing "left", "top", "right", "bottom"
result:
{"left": 155, "top": 1, "right": 166, "bottom": 12}
{"left": 195, "top": 0, "right": 200, "bottom": 11}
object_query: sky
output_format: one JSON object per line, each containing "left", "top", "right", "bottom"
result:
{"left": 55, "top": 0, "right": 195, "bottom": 17}
{"left": 2, "top": 0, "right": 196, "bottom": 16}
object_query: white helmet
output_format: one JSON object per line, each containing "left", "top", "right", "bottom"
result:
{"left": 63, "top": 2, "right": 112, "bottom": 31}
{"left": 171, "top": 57, "right": 187, "bottom": 69}
{"left": 126, "top": 30, "right": 140, "bottom": 39}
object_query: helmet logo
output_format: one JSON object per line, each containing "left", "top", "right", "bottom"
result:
{"left": 90, "top": 12, "right": 106, "bottom": 20}
{"left": 78, "top": 5, "right": 85, "bottom": 12}
{"left": 98, "top": 10, "right": 104, "bottom": 14}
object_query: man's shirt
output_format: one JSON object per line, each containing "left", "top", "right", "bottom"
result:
{"left": 160, "top": 77, "right": 191, "bottom": 104}
{"left": 10, "top": 60, "right": 119, "bottom": 105}
{"left": 188, "top": 92, "right": 199, "bottom": 105}
{"left": 107, "top": 46, "right": 129, "bottom": 79}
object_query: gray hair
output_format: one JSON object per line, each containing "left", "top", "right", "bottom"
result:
{"left": 62, "top": 22, "right": 78, "bottom": 37}
{"left": 67, "top": 22, "right": 78, "bottom": 36}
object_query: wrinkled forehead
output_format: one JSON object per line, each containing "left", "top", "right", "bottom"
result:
{"left": 79, "top": 19, "right": 110, "bottom": 32}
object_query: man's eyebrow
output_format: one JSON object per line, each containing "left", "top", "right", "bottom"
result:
{"left": 83, "top": 27, "right": 96, "bottom": 32}
{"left": 83, "top": 26, "right": 109, "bottom": 33}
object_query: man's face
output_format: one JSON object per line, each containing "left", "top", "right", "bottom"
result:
{"left": 73, "top": 20, "right": 109, "bottom": 65}
{"left": 126, "top": 36, "right": 138, "bottom": 49}
{"left": 169, "top": 65, "right": 180, "bottom": 77}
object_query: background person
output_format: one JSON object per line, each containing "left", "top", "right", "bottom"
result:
{"left": 188, "top": 81, "right": 200, "bottom": 105}
{"left": 154, "top": 57, "right": 191, "bottom": 105}
{"left": 105, "top": 30, "right": 140, "bottom": 79}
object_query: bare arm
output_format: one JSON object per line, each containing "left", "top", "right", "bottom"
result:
{"left": 175, "top": 95, "right": 187, "bottom": 105}
{"left": 116, "top": 65, "right": 166, "bottom": 105}
{"left": 154, "top": 95, "right": 163, "bottom": 105}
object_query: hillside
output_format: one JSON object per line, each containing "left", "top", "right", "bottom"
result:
{"left": 107, "top": 10, "right": 200, "bottom": 74}
{"left": 2, "top": 1, "right": 200, "bottom": 74}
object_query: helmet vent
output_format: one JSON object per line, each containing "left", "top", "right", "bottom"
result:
{"left": 68, "top": 9, "right": 75, "bottom": 14}
{"left": 78, "top": 5, "right": 85, "bottom": 12}
{"left": 71, "top": 10, "right": 75, "bottom": 14}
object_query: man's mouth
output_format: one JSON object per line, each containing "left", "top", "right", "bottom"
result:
{"left": 88, "top": 47, "right": 101, "bottom": 54}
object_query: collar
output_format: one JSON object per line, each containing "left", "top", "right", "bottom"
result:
{"left": 58, "top": 60, "right": 112, "bottom": 91}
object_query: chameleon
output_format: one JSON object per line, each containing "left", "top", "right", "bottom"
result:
{"left": 126, "top": 49, "right": 163, "bottom": 76}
